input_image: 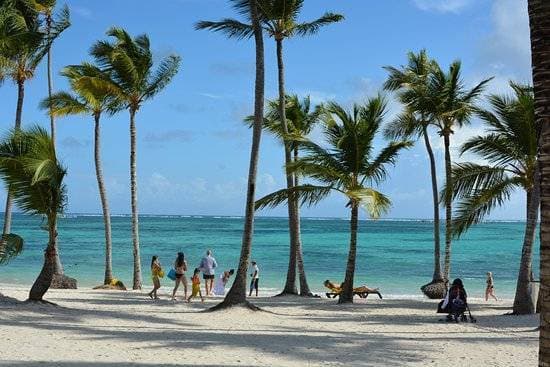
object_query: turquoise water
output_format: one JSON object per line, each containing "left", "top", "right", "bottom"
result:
{"left": 0, "top": 214, "right": 539, "bottom": 298}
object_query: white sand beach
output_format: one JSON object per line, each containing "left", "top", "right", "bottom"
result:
{"left": 0, "top": 285, "right": 538, "bottom": 367}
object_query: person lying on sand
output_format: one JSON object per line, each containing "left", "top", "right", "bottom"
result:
{"left": 324, "top": 279, "right": 379, "bottom": 293}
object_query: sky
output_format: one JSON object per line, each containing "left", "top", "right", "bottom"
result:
{"left": 0, "top": 0, "right": 533, "bottom": 219}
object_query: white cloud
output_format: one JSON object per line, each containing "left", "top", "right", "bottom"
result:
{"left": 412, "top": 0, "right": 474, "bottom": 13}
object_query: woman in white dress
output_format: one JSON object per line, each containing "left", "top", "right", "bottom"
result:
{"left": 213, "top": 269, "right": 234, "bottom": 296}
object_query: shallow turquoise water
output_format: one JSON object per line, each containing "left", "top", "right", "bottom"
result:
{"left": 0, "top": 214, "right": 538, "bottom": 298}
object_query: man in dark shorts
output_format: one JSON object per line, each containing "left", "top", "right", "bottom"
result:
{"left": 249, "top": 261, "right": 259, "bottom": 297}
{"left": 199, "top": 249, "right": 217, "bottom": 296}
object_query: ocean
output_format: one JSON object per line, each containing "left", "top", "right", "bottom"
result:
{"left": 0, "top": 214, "right": 539, "bottom": 299}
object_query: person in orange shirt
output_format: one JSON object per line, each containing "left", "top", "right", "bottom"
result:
{"left": 187, "top": 268, "right": 204, "bottom": 303}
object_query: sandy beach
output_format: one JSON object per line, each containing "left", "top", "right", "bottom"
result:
{"left": 0, "top": 285, "right": 538, "bottom": 367}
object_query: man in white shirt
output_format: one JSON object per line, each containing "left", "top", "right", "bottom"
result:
{"left": 249, "top": 261, "right": 259, "bottom": 297}
{"left": 199, "top": 249, "right": 218, "bottom": 296}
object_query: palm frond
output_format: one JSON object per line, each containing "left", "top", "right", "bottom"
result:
{"left": 293, "top": 12, "right": 344, "bottom": 37}
{"left": 347, "top": 188, "right": 391, "bottom": 219}
{"left": 40, "top": 91, "right": 88, "bottom": 117}
{"left": 143, "top": 54, "right": 181, "bottom": 99}
{"left": 363, "top": 140, "right": 412, "bottom": 184}
{"left": 255, "top": 184, "right": 333, "bottom": 210}
{"left": 195, "top": 19, "right": 254, "bottom": 40}
{"left": 0, "top": 233, "right": 24, "bottom": 265}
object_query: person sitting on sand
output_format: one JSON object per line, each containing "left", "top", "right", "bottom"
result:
{"left": 485, "top": 271, "right": 498, "bottom": 301}
{"left": 442, "top": 278, "right": 468, "bottom": 322}
{"left": 187, "top": 268, "right": 204, "bottom": 303}
{"left": 148, "top": 255, "right": 163, "bottom": 300}
{"left": 172, "top": 252, "right": 188, "bottom": 301}
{"left": 213, "top": 269, "right": 234, "bottom": 296}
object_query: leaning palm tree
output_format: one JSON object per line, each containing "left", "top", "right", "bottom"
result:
{"left": 429, "top": 61, "right": 491, "bottom": 282}
{"left": 33, "top": 0, "right": 70, "bottom": 146}
{"left": 246, "top": 94, "right": 323, "bottom": 295}
{"left": 40, "top": 63, "right": 118, "bottom": 286}
{"left": 89, "top": 28, "right": 180, "bottom": 290}
{"left": 0, "top": 126, "right": 67, "bottom": 302}
{"left": 447, "top": 83, "right": 538, "bottom": 315}
{"left": 257, "top": 97, "right": 411, "bottom": 303}
{"left": 527, "top": 0, "right": 550, "bottom": 363}
{"left": 198, "top": 0, "right": 343, "bottom": 297}
{"left": 383, "top": 50, "right": 446, "bottom": 298}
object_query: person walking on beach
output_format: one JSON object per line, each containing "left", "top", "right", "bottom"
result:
{"left": 148, "top": 255, "right": 163, "bottom": 300}
{"left": 485, "top": 271, "right": 498, "bottom": 301}
{"left": 213, "top": 269, "right": 234, "bottom": 296}
{"left": 187, "top": 268, "right": 204, "bottom": 303}
{"left": 199, "top": 249, "right": 217, "bottom": 296}
{"left": 249, "top": 261, "right": 259, "bottom": 297}
{"left": 172, "top": 252, "right": 188, "bottom": 301}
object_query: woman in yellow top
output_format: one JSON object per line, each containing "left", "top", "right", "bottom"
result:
{"left": 148, "top": 255, "right": 163, "bottom": 299}
{"left": 187, "top": 268, "right": 204, "bottom": 303}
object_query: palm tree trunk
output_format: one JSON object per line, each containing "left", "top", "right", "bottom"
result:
{"left": 94, "top": 114, "right": 113, "bottom": 285}
{"left": 28, "top": 214, "right": 58, "bottom": 301}
{"left": 46, "top": 14, "right": 55, "bottom": 146}
{"left": 211, "top": 0, "right": 264, "bottom": 311}
{"left": 513, "top": 182, "right": 540, "bottom": 315}
{"left": 2, "top": 79, "right": 25, "bottom": 237}
{"left": 130, "top": 108, "right": 141, "bottom": 290}
{"left": 275, "top": 38, "right": 299, "bottom": 296}
{"left": 423, "top": 127, "right": 443, "bottom": 281}
{"left": 443, "top": 132, "right": 453, "bottom": 283}
{"left": 527, "top": 0, "right": 550, "bottom": 364}
{"left": 294, "top": 148, "right": 313, "bottom": 296}
{"left": 339, "top": 201, "right": 358, "bottom": 304}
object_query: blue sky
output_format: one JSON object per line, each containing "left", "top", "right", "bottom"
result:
{"left": 0, "top": 0, "right": 532, "bottom": 219}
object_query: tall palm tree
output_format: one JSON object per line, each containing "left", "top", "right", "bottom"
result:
{"left": 246, "top": 94, "right": 323, "bottom": 295}
{"left": 448, "top": 83, "right": 538, "bottom": 315}
{"left": 527, "top": 0, "right": 550, "bottom": 364}
{"left": 383, "top": 50, "right": 446, "bottom": 298}
{"left": 41, "top": 63, "right": 118, "bottom": 286}
{"left": 429, "top": 61, "right": 491, "bottom": 282}
{"left": 206, "top": 0, "right": 265, "bottom": 310}
{"left": 198, "top": 0, "right": 343, "bottom": 297}
{"left": 257, "top": 97, "right": 411, "bottom": 303}
{"left": 0, "top": 126, "right": 67, "bottom": 302}
{"left": 32, "top": 0, "right": 70, "bottom": 146}
{"left": 89, "top": 28, "right": 180, "bottom": 290}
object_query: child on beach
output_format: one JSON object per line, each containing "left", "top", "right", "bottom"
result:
{"left": 249, "top": 261, "right": 259, "bottom": 297}
{"left": 485, "top": 271, "right": 498, "bottom": 301}
{"left": 187, "top": 268, "right": 204, "bottom": 303}
{"left": 148, "top": 255, "right": 163, "bottom": 300}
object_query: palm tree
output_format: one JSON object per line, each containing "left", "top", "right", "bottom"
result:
{"left": 257, "top": 97, "right": 411, "bottom": 303}
{"left": 429, "top": 61, "right": 491, "bottom": 282}
{"left": 526, "top": 0, "right": 550, "bottom": 364}
{"left": 41, "top": 63, "right": 118, "bottom": 286}
{"left": 0, "top": 126, "right": 67, "bottom": 302}
{"left": 205, "top": 0, "right": 265, "bottom": 310}
{"left": 33, "top": 0, "right": 70, "bottom": 146}
{"left": 198, "top": 0, "right": 343, "bottom": 297}
{"left": 89, "top": 28, "right": 180, "bottom": 290}
{"left": 246, "top": 94, "right": 323, "bottom": 295}
{"left": 383, "top": 50, "right": 446, "bottom": 298}
{"left": 448, "top": 83, "right": 538, "bottom": 315}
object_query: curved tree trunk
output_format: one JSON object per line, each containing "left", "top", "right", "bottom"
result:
{"left": 423, "top": 127, "right": 443, "bottom": 281}
{"left": 28, "top": 215, "right": 58, "bottom": 301}
{"left": 513, "top": 179, "right": 540, "bottom": 315}
{"left": 276, "top": 38, "right": 299, "bottom": 296}
{"left": 94, "top": 114, "right": 114, "bottom": 285}
{"left": 528, "top": 0, "right": 550, "bottom": 364}
{"left": 47, "top": 14, "right": 55, "bottom": 146}
{"left": 443, "top": 132, "right": 453, "bottom": 282}
{"left": 339, "top": 202, "right": 358, "bottom": 304}
{"left": 2, "top": 79, "right": 25, "bottom": 237}
{"left": 211, "top": 0, "right": 264, "bottom": 311}
{"left": 130, "top": 109, "right": 141, "bottom": 290}
{"left": 295, "top": 149, "right": 313, "bottom": 296}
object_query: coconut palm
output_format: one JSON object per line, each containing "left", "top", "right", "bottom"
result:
{"left": 246, "top": 94, "right": 323, "bottom": 295}
{"left": 40, "top": 63, "right": 118, "bottom": 286}
{"left": 257, "top": 97, "right": 411, "bottom": 303}
{"left": 198, "top": 0, "right": 343, "bottom": 297}
{"left": 32, "top": 0, "right": 70, "bottom": 146}
{"left": 89, "top": 27, "right": 180, "bottom": 290}
{"left": 527, "top": 0, "right": 550, "bottom": 363}
{"left": 0, "top": 126, "right": 66, "bottom": 302}
{"left": 429, "top": 61, "right": 491, "bottom": 282}
{"left": 448, "top": 83, "right": 538, "bottom": 315}
{"left": 383, "top": 50, "right": 446, "bottom": 298}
